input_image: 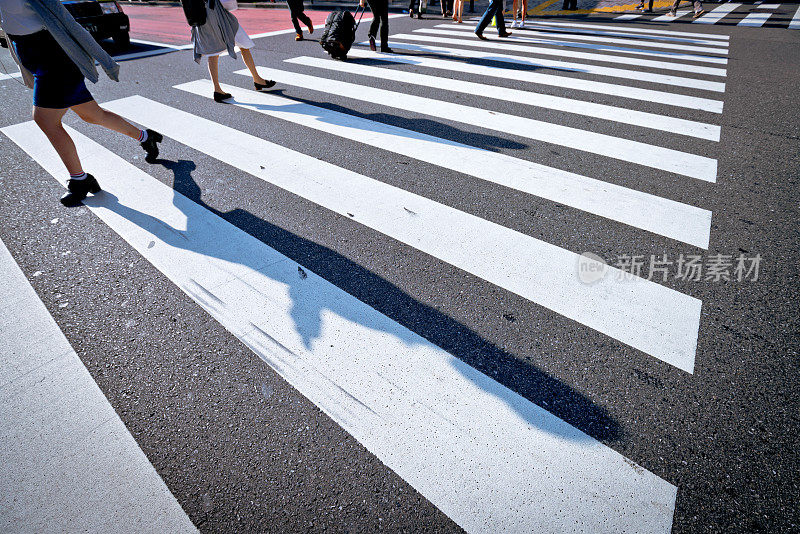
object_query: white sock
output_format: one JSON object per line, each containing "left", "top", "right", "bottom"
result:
{"left": 69, "top": 171, "right": 87, "bottom": 181}
{"left": 138, "top": 129, "right": 148, "bottom": 143}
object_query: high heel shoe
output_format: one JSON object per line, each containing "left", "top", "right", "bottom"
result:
{"left": 60, "top": 174, "right": 100, "bottom": 207}
{"left": 213, "top": 91, "right": 232, "bottom": 103}
{"left": 254, "top": 80, "right": 276, "bottom": 91}
{"left": 140, "top": 129, "right": 163, "bottom": 163}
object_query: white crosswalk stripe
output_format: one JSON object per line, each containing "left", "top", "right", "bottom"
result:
{"left": 377, "top": 39, "right": 727, "bottom": 91}
{"left": 389, "top": 34, "right": 729, "bottom": 78}
{"left": 2, "top": 120, "right": 679, "bottom": 534}
{"left": 342, "top": 47, "right": 725, "bottom": 112}
{"left": 284, "top": 55, "right": 720, "bottom": 139}
{"left": 416, "top": 27, "right": 730, "bottom": 63}
{"left": 3, "top": 17, "right": 742, "bottom": 531}
{"left": 694, "top": 3, "right": 743, "bottom": 24}
{"left": 792, "top": 5, "right": 800, "bottom": 29}
{"left": 651, "top": 9, "right": 692, "bottom": 22}
{"left": 433, "top": 23, "right": 730, "bottom": 52}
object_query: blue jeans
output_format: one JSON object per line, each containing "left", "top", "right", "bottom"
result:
{"left": 476, "top": 0, "right": 507, "bottom": 34}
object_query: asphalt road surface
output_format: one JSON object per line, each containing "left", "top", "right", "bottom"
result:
{"left": 1, "top": 3, "right": 798, "bottom": 533}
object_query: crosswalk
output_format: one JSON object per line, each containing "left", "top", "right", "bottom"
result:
{"left": 610, "top": 2, "right": 800, "bottom": 28}
{"left": 2, "top": 15, "right": 744, "bottom": 532}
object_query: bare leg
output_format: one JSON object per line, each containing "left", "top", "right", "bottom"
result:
{"left": 32, "top": 106, "right": 83, "bottom": 175}
{"left": 240, "top": 48, "right": 267, "bottom": 85}
{"left": 71, "top": 100, "right": 140, "bottom": 140}
{"left": 207, "top": 55, "right": 224, "bottom": 93}
{"left": 521, "top": 0, "right": 527, "bottom": 21}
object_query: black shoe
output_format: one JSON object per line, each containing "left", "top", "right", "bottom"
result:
{"left": 60, "top": 174, "right": 100, "bottom": 207}
{"left": 475, "top": 32, "right": 487, "bottom": 40}
{"left": 141, "top": 129, "right": 163, "bottom": 163}
{"left": 254, "top": 80, "right": 276, "bottom": 91}
{"left": 498, "top": 31, "right": 512, "bottom": 37}
{"left": 368, "top": 35, "right": 376, "bottom": 51}
{"left": 409, "top": 8, "right": 415, "bottom": 17}
{"left": 213, "top": 91, "right": 232, "bottom": 103}
{"left": 380, "top": 47, "right": 394, "bottom": 53}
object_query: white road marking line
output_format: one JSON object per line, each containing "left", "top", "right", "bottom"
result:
{"left": 176, "top": 78, "right": 713, "bottom": 247}
{"left": 245, "top": 13, "right": 404, "bottom": 40}
{"left": 615, "top": 14, "right": 642, "bottom": 19}
{"left": 451, "top": 20, "right": 727, "bottom": 45}
{"left": 286, "top": 55, "right": 720, "bottom": 140}
{"left": 2, "top": 119, "right": 680, "bottom": 534}
{"left": 791, "top": 5, "right": 800, "bottom": 29}
{"left": 0, "top": 71, "right": 22, "bottom": 81}
{"left": 524, "top": 18, "right": 730, "bottom": 39}
{"left": 694, "top": 3, "right": 742, "bottom": 24}
{"left": 377, "top": 40, "right": 727, "bottom": 91}
{"left": 389, "top": 34, "right": 729, "bottom": 80}
{"left": 755, "top": 4, "right": 780, "bottom": 8}
{"left": 651, "top": 9, "right": 691, "bottom": 22}
{"left": 112, "top": 47, "right": 188, "bottom": 61}
{"left": 417, "top": 27, "right": 730, "bottom": 63}
{"left": 129, "top": 38, "right": 193, "bottom": 50}
{"left": 238, "top": 66, "right": 718, "bottom": 181}
{"left": 344, "top": 47, "right": 724, "bottom": 113}
{"left": 737, "top": 11, "right": 773, "bottom": 26}
{"left": 433, "top": 23, "right": 729, "bottom": 53}
{"left": 111, "top": 95, "right": 702, "bottom": 370}
{"left": 0, "top": 236, "right": 196, "bottom": 534}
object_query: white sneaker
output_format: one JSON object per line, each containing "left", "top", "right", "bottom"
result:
{"left": 519, "top": 20, "right": 525, "bottom": 28}
{"left": 510, "top": 20, "right": 518, "bottom": 28}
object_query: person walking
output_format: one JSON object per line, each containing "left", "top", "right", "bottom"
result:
{"left": 286, "top": 0, "right": 314, "bottom": 41}
{"left": 360, "top": 0, "right": 392, "bottom": 53}
{"left": 511, "top": 0, "right": 527, "bottom": 27}
{"left": 408, "top": 0, "right": 426, "bottom": 18}
{"left": 475, "top": 0, "right": 512, "bottom": 39}
{"left": 669, "top": 0, "right": 705, "bottom": 18}
{"left": 452, "top": 0, "right": 464, "bottom": 22}
{"left": 191, "top": 0, "right": 277, "bottom": 103}
{"left": 440, "top": 0, "right": 453, "bottom": 18}
{"left": 0, "top": 0, "right": 163, "bottom": 207}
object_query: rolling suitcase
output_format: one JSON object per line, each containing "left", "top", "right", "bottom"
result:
{"left": 319, "top": 5, "right": 365, "bottom": 60}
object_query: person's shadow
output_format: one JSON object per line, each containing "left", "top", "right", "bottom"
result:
{"left": 86, "top": 157, "right": 622, "bottom": 444}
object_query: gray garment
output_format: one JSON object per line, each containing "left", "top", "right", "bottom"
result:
{"left": 192, "top": 0, "right": 239, "bottom": 63}
{"left": 0, "top": 0, "right": 45, "bottom": 35}
{"left": 21, "top": 0, "right": 119, "bottom": 84}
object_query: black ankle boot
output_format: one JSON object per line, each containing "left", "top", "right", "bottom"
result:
{"left": 60, "top": 174, "right": 101, "bottom": 207}
{"left": 141, "top": 129, "right": 163, "bottom": 163}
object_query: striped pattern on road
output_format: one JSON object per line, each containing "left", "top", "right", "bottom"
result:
{"left": 737, "top": 11, "right": 773, "bottom": 27}
{"left": 236, "top": 65, "right": 718, "bottom": 181}
{"left": 2, "top": 119, "right": 679, "bottom": 534}
{"left": 0, "top": 236, "right": 196, "bottom": 533}
{"left": 433, "top": 23, "right": 730, "bottom": 52}
{"left": 415, "top": 27, "right": 730, "bottom": 64}
{"left": 284, "top": 55, "right": 720, "bottom": 140}
{"left": 175, "top": 79, "right": 713, "bottom": 248}
{"left": 521, "top": 19, "right": 730, "bottom": 39}
{"left": 107, "top": 95, "right": 704, "bottom": 371}
{"left": 651, "top": 10, "right": 691, "bottom": 22}
{"left": 388, "top": 34, "right": 729, "bottom": 80}
{"left": 377, "top": 39, "right": 727, "bottom": 92}
{"left": 694, "top": 3, "right": 743, "bottom": 24}
{"left": 792, "top": 5, "right": 800, "bottom": 29}
{"left": 342, "top": 47, "right": 724, "bottom": 112}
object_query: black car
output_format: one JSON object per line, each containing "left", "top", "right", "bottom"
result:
{"left": 0, "top": 0, "right": 130, "bottom": 48}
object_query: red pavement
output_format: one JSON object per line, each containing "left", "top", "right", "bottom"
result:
{"left": 123, "top": 5, "right": 335, "bottom": 46}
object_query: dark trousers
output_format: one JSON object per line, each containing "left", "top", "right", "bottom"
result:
{"left": 408, "top": 0, "right": 427, "bottom": 12}
{"left": 366, "top": 0, "right": 389, "bottom": 48}
{"left": 441, "top": 0, "right": 453, "bottom": 15}
{"left": 562, "top": 0, "right": 577, "bottom": 9}
{"left": 287, "top": 0, "right": 313, "bottom": 34}
{"left": 476, "top": 0, "right": 506, "bottom": 34}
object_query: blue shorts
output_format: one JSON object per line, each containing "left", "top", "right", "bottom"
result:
{"left": 9, "top": 30, "right": 94, "bottom": 109}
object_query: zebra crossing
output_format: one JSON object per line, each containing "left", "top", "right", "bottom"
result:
{"left": 1, "top": 15, "right": 745, "bottom": 532}
{"left": 610, "top": 2, "right": 800, "bottom": 28}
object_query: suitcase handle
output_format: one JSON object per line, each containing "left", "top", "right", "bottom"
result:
{"left": 354, "top": 4, "right": 367, "bottom": 30}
